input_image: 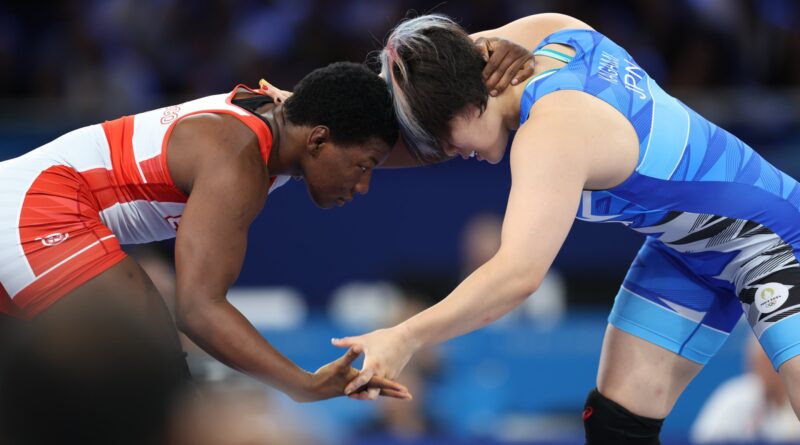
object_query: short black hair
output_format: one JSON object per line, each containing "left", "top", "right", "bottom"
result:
{"left": 284, "top": 62, "right": 398, "bottom": 148}
{"left": 382, "top": 15, "right": 488, "bottom": 162}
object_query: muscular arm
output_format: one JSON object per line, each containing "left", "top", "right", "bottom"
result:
{"left": 171, "top": 115, "right": 412, "bottom": 402}
{"left": 400, "top": 111, "right": 588, "bottom": 346}
{"left": 171, "top": 115, "right": 316, "bottom": 400}
{"left": 334, "top": 97, "right": 595, "bottom": 392}
{"left": 385, "top": 86, "right": 636, "bottom": 349}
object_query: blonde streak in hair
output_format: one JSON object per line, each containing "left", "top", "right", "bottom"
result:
{"left": 381, "top": 46, "right": 436, "bottom": 159}
{"left": 383, "top": 14, "right": 462, "bottom": 158}
{"left": 391, "top": 14, "right": 461, "bottom": 57}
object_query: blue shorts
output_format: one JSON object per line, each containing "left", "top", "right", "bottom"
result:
{"left": 609, "top": 237, "right": 800, "bottom": 369}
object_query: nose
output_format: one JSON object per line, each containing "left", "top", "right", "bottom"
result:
{"left": 443, "top": 143, "right": 458, "bottom": 158}
{"left": 354, "top": 173, "right": 371, "bottom": 196}
{"left": 354, "top": 181, "right": 369, "bottom": 196}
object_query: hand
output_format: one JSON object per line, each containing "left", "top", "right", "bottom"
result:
{"left": 331, "top": 325, "right": 420, "bottom": 401}
{"left": 474, "top": 37, "right": 535, "bottom": 97}
{"left": 295, "top": 346, "right": 412, "bottom": 403}
{"left": 258, "top": 79, "right": 293, "bottom": 104}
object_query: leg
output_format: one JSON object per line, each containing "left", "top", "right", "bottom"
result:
{"left": 587, "top": 240, "right": 739, "bottom": 443}
{"left": 581, "top": 326, "right": 703, "bottom": 445}
{"left": 597, "top": 325, "right": 702, "bottom": 419}
{"left": 0, "top": 259, "right": 189, "bottom": 445}
{"left": 38, "top": 256, "right": 190, "bottom": 381}
{"left": 779, "top": 353, "right": 800, "bottom": 419}
{"left": 742, "top": 266, "right": 800, "bottom": 420}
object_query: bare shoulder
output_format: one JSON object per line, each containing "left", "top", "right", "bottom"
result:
{"left": 520, "top": 13, "right": 593, "bottom": 31}
{"left": 167, "top": 113, "right": 266, "bottom": 195}
{"left": 518, "top": 90, "right": 638, "bottom": 190}
{"left": 472, "top": 14, "right": 593, "bottom": 50}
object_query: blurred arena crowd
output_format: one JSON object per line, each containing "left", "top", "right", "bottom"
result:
{"left": 2, "top": 1, "right": 800, "bottom": 444}
{"left": 0, "top": 0, "right": 799, "bottom": 123}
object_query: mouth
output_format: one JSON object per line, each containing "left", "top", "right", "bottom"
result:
{"left": 460, "top": 150, "right": 478, "bottom": 160}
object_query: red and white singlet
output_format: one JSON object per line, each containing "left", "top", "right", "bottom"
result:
{"left": 0, "top": 85, "right": 288, "bottom": 318}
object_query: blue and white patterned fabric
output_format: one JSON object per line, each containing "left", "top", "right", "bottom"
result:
{"left": 520, "top": 29, "right": 800, "bottom": 369}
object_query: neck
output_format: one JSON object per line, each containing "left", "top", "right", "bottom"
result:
{"left": 262, "top": 106, "right": 303, "bottom": 177}
{"left": 500, "top": 53, "right": 573, "bottom": 131}
{"left": 498, "top": 80, "right": 529, "bottom": 132}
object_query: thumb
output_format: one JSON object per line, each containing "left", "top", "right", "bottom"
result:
{"left": 367, "top": 387, "right": 380, "bottom": 401}
{"left": 337, "top": 346, "right": 362, "bottom": 368}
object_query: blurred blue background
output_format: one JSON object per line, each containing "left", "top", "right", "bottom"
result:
{"left": 2, "top": 0, "right": 800, "bottom": 444}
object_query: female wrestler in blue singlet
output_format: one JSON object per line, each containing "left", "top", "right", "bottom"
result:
{"left": 333, "top": 13, "right": 800, "bottom": 444}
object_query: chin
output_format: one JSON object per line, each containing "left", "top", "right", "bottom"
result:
{"left": 315, "top": 199, "right": 335, "bottom": 209}
{"left": 307, "top": 189, "right": 333, "bottom": 209}
{"left": 489, "top": 145, "right": 508, "bottom": 164}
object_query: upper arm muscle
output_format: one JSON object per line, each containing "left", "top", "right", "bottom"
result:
{"left": 173, "top": 117, "right": 268, "bottom": 307}
{"left": 495, "top": 106, "right": 590, "bottom": 283}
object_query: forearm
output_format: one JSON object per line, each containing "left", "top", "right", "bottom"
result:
{"left": 177, "top": 298, "right": 310, "bottom": 399}
{"left": 401, "top": 254, "right": 540, "bottom": 349}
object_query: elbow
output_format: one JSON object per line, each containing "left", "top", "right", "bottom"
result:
{"left": 174, "top": 304, "right": 195, "bottom": 335}
{"left": 174, "top": 297, "right": 208, "bottom": 335}
{"left": 175, "top": 290, "right": 229, "bottom": 336}
{"left": 493, "top": 253, "right": 543, "bottom": 301}
{"left": 508, "top": 273, "right": 541, "bottom": 302}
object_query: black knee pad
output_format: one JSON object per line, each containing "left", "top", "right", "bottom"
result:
{"left": 583, "top": 388, "right": 664, "bottom": 445}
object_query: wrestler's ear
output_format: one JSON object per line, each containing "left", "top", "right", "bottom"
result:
{"left": 307, "top": 126, "right": 331, "bottom": 158}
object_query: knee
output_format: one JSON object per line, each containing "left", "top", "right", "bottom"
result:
{"left": 583, "top": 388, "right": 664, "bottom": 445}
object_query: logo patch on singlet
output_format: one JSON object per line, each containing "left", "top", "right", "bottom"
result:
{"left": 36, "top": 232, "right": 69, "bottom": 247}
{"left": 754, "top": 283, "right": 792, "bottom": 314}
{"left": 165, "top": 215, "right": 181, "bottom": 230}
{"left": 160, "top": 105, "right": 182, "bottom": 125}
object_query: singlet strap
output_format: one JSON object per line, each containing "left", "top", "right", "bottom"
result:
{"left": 231, "top": 96, "right": 275, "bottom": 134}
{"left": 525, "top": 68, "right": 561, "bottom": 87}
{"left": 533, "top": 68, "right": 560, "bottom": 80}
{"left": 533, "top": 48, "right": 574, "bottom": 63}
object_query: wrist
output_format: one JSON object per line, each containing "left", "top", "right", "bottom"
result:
{"left": 396, "top": 320, "right": 424, "bottom": 352}
{"left": 287, "top": 369, "right": 315, "bottom": 403}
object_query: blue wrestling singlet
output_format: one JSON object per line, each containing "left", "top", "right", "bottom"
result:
{"left": 519, "top": 29, "right": 800, "bottom": 369}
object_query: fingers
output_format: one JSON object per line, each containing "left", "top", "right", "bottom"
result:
{"left": 336, "top": 347, "right": 362, "bottom": 368}
{"left": 368, "top": 375, "right": 408, "bottom": 394}
{"left": 344, "top": 369, "right": 374, "bottom": 395}
{"left": 331, "top": 336, "right": 357, "bottom": 349}
{"left": 474, "top": 37, "right": 490, "bottom": 62}
{"left": 367, "top": 387, "right": 380, "bottom": 401}
{"left": 484, "top": 50, "right": 517, "bottom": 96}
{"left": 480, "top": 38, "right": 504, "bottom": 76}
{"left": 493, "top": 57, "right": 529, "bottom": 94}
{"left": 515, "top": 60, "right": 535, "bottom": 85}
{"left": 258, "top": 78, "right": 293, "bottom": 104}
{"left": 274, "top": 90, "right": 292, "bottom": 104}
{"left": 348, "top": 391, "right": 373, "bottom": 401}
{"left": 480, "top": 38, "right": 537, "bottom": 95}
{"left": 379, "top": 388, "right": 413, "bottom": 400}
{"left": 348, "top": 387, "right": 412, "bottom": 401}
